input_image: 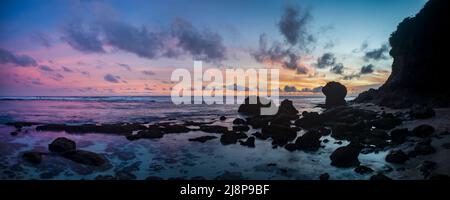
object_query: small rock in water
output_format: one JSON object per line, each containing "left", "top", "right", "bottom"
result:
{"left": 369, "top": 173, "right": 392, "bottom": 180}
{"left": 188, "top": 136, "right": 217, "bottom": 143}
{"left": 239, "top": 137, "right": 255, "bottom": 148}
{"left": 220, "top": 132, "right": 247, "bottom": 145}
{"left": 412, "top": 124, "right": 435, "bottom": 138}
{"left": 48, "top": 137, "right": 76, "bottom": 154}
{"left": 284, "top": 143, "right": 297, "bottom": 152}
{"left": 354, "top": 165, "right": 374, "bottom": 174}
{"left": 385, "top": 150, "right": 409, "bottom": 164}
{"left": 390, "top": 128, "right": 409, "bottom": 145}
{"left": 22, "top": 151, "right": 42, "bottom": 164}
{"left": 232, "top": 118, "right": 246, "bottom": 125}
{"left": 219, "top": 116, "right": 226, "bottom": 121}
{"left": 295, "top": 130, "right": 322, "bottom": 151}
{"left": 409, "top": 105, "right": 435, "bottom": 119}
{"left": 330, "top": 145, "right": 361, "bottom": 168}
{"left": 63, "top": 150, "right": 107, "bottom": 166}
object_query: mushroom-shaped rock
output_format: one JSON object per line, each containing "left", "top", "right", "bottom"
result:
{"left": 322, "top": 82, "right": 347, "bottom": 108}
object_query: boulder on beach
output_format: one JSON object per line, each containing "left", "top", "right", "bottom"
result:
{"left": 412, "top": 124, "right": 435, "bottom": 138}
{"left": 238, "top": 96, "right": 274, "bottom": 116}
{"left": 294, "top": 130, "right": 322, "bottom": 151}
{"left": 48, "top": 137, "right": 76, "bottom": 153}
{"left": 330, "top": 145, "right": 361, "bottom": 167}
{"left": 385, "top": 150, "right": 409, "bottom": 164}
{"left": 276, "top": 99, "right": 299, "bottom": 117}
{"left": 322, "top": 82, "right": 347, "bottom": 109}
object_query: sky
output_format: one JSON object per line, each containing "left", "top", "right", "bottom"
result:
{"left": 0, "top": 0, "right": 427, "bottom": 96}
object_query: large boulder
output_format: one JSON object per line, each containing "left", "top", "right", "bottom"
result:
{"left": 322, "top": 82, "right": 347, "bottom": 108}
{"left": 48, "top": 137, "right": 76, "bottom": 154}
{"left": 238, "top": 96, "right": 274, "bottom": 116}
{"left": 354, "top": 0, "right": 450, "bottom": 108}
{"left": 330, "top": 145, "right": 361, "bottom": 167}
{"left": 277, "top": 99, "right": 298, "bottom": 117}
{"left": 295, "top": 130, "right": 322, "bottom": 151}
{"left": 412, "top": 124, "right": 435, "bottom": 138}
{"left": 63, "top": 150, "right": 107, "bottom": 166}
{"left": 385, "top": 150, "right": 409, "bottom": 164}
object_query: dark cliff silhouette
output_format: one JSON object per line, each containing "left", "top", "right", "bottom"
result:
{"left": 355, "top": 0, "right": 450, "bottom": 108}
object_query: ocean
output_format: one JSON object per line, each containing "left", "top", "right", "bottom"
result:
{"left": 0, "top": 96, "right": 392, "bottom": 180}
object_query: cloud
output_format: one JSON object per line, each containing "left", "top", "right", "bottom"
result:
{"left": 360, "top": 64, "right": 375, "bottom": 74}
{"left": 62, "top": 66, "right": 73, "bottom": 73}
{"left": 170, "top": 18, "right": 226, "bottom": 62}
{"left": 0, "top": 48, "right": 38, "bottom": 67}
{"left": 343, "top": 73, "right": 361, "bottom": 80}
{"left": 61, "top": 17, "right": 227, "bottom": 62}
{"left": 283, "top": 85, "right": 298, "bottom": 92}
{"left": 117, "top": 63, "right": 131, "bottom": 71}
{"left": 142, "top": 70, "right": 155, "bottom": 76}
{"left": 39, "top": 65, "right": 53, "bottom": 72}
{"left": 330, "top": 63, "right": 344, "bottom": 74}
{"left": 316, "top": 53, "right": 336, "bottom": 68}
{"left": 300, "top": 86, "right": 323, "bottom": 93}
{"left": 31, "top": 32, "right": 52, "bottom": 48}
{"left": 61, "top": 21, "right": 105, "bottom": 53}
{"left": 278, "top": 5, "right": 312, "bottom": 46}
{"left": 104, "top": 74, "right": 121, "bottom": 83}
{"left": 364, "top": 44, "right": 390, "bottom": 61}
{"left": 352, "top": 40, "right": 368, "bottom": 53}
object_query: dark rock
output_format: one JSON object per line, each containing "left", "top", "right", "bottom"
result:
{"left": 199, "top": 125, "right": 228, "bottom": 134}
{"left": 63, "top": 150, "right": 107, "bottom": 166}
{"left": 330, "top": 145, "right": 361, "bottom": 167}
{"left": 22, "top": 151, "right": 42, "bottom": 164}
{"left": 232, "top": 118, "right": 246, "bottom": 125}
{"left": 322, "top": 82, "right": 347, "bottom": 109}
{"left": 160, "top": 124, "right": 191, "bottom": 134}
{"left": 5, "top": 121, "right": 39, "bottom": 129}
{"left": 232, "top": 125, "right": 250, "bottom": 132}
{"left": 239, "top": 137, "right": 255, "bottom": 148}
{"left": 385, "top": 150, "right": 409, "bottom": 164}
{"left": 319, "top": 173, "right": 330, "bottom": 180}
{"left": 115, "top": 171, "right": 137, "bottom": 180}
{"left": 390, "top": 128, "right": 409, "bottom": 145}
{"left": 219, "top": 116, "right": 226, "bottom": 121}
{"left": 284, "top": 143, "right": 297, "bottom": 152}
{"left": 245, "top": 116, "right": 271, "bottom": 128}
{"left": 419, "top": 161, "right": 436, "bottom": 177}
{"left": 412, "top": 124, "right": 435, "bottom": 138}
{"left": 126, "top": 129, "right": 163, "bottom": 140}
{"left": 95, "top": 175, "right": 116, "bottom": 180}
{"left": 410, "top": 105, "right": 435, "bottom": 119}
{"left": 238, "top": 96, "right": 274, "bottom": 116}
{"left": 37, "top": 123, "right": 146, "bottom": 135}
{"left": 188, "top": 135, "right": 217, "bottom": 143}
{"left": 319, "top": 127, "right": 332, "bottom": 136}
{"left": 261, "top": 124, "right": 297, "bottom": 146}
{"left": 295, "top": 130, "right": 322, "bottom": 151}
{"left": 295, "top": 111, "right": 322, "bottom": 128}
{"left": 10, "top": 131, "right": 19, "bottom": 136}
{"left": 370, "top": 116, "right": 402, "bottom": 130}
{"left": 252, "top": 132, "right": 269, "bottom": 140}
{"left": 414, "top": 139, "right": 436, "bottom": 155}
{"left": 323, "top": 139, "right": 329, "bottom": 143}
{"left": 277, "top": 99, "right": 299, "bottom": 116}
{"left": 220, "top": 132, "right": 247, "bottom": 145}
{"left": 354, "top": 165, "right": 374, "bottom": 174}
{"left": 369, "top": 173, "right": 392, "bottom": 180}
{"left": 48, "top": 137, "right": 76, "bottom": 154}
{"left": 354, "top": 0, "right": 450, "bottom": 108}
{"left": 442, "top": 143, "right": 450, "bottom": 149}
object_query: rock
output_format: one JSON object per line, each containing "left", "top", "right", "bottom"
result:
{"left": 245, "top": 116, "right": 271, "bottom": 128}
{"left": 238, "top": 96, "right": 274, "bottom": 116}
{"left": 414, "top": 139, "right": 436, "bottom": 155}
{"left": 239, "top": 137, "right": 255, "bottom": 148}
{"left": 295, "top": 130, "right": 322, "bottom": 151}
{"left": 63, "top": 150, "right": 107, "bottom": 166}
{"left": 385, "top": 150, "right": 409, "bottom": 164}
{"left": 22, "top": 151, "right": 42, "bottom": 164}
{"left": 354, "top": 165, "right": 374, "bottom": 174}
{"left": 199, "top": 125, "right": 228, "bottom": 134}
{"left": 126, "top": 129, "right": 163, "bottom": 140}
{"left": 412, "top": 124, "right": 435, "bottom": 138}
{"left": 319, "top": 173, "right": 330, "bottom": 180}
{"left": 10, "top": 131, "right": 19, "bottom": 136}
{"left": 370, "top": 116, "right": 402, "bottom": 130}
{"left": 188, "top": 135, "right": 217, "bottom": 143}
{"left": 95, "top": 175, "right": 116, "bottom": 180}
{"left": 419, "top": 161, "right": 436, "bottom": 177}
{"left": 330, "top": 145, "right": 361, "bottom": 167}
{"left": 219, "top": 116, "right": 226, "bottom": 121}
{"left": 220, "top": 132, "right": 247, "bottom": 145}
{"left": 410, "top": 105, "right": 435, "bottom": 119}
{"left": 277, "top": 99, "right": 299, "bottom": 116}
{"left": 284, "top": 143, "right": 297, "bottom": 152}
{"left": 354, "top": 0, "right": 450, "bottom": 108}
{"left": 369, "top": 173, "right": 392, "bottom": 180}
{"left": 295, "top": 111, "right": 322, "bottom": 128}
{"left": 37, "top": 123, "right": 146, "bottom": 135}
{"left": 160, "top": 124, "right": 191, "bottom": 134}
{"left": 390, "top": 128, "right": 409, "bottom": 145}
{"left": 115, "top": 171, "right": 137, "bottom": 180}
{"left": 232, "top": 125, "right": 250, "bottom": 132}
{"left": 323, "top": 139, "right": 329, "bottom": 143}
{"left": 322, "top": 82, "right": 347, "bottom": 109}
{"left": 252, "top": 132, "right": 269, "bottom": 140}
{"left": 261, "top": 124, "right": 297, "bottom": 146}
{"left": 232, "top": 118, "right": 246, "bottom": 125}
{"left": 48, "top": 137, "right": 76, "bottom": 154}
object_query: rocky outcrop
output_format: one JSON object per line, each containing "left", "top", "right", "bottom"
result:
{"left": 354, "top": 0, "right": 450, "bottom": 108}
{"left": 322, "top": 82, "right": 347, "bottom": 108}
